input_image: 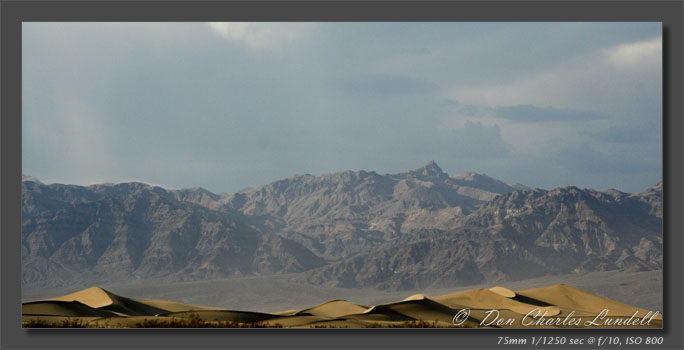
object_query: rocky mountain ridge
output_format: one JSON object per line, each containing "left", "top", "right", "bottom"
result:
{"left": 305, "top": 185, "right": 662, "bottom": 290}
{"left": 21, "top": 163, "right": 662, "bottom": 290}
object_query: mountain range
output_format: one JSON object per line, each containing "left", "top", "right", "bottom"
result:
{"left": 21, "top": 162, "right": 662, "bottom": 291}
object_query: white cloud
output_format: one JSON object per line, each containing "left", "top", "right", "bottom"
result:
{"left": 439, "top": 36, "right": 661, "bottom": 165}
{"left": 447, "top": 36, "right": 662, "bottom": 117}
{"left": 207, "top": 22, "right": 315, "bottom": 50}
{"left": 604, "top": 36, "right": 661, "bottom": 69}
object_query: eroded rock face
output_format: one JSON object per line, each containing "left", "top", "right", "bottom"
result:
{"left": 306, "top": 185, "right": 662, "bottom": 290}
{"left": 21, "top": 164, "right": 662, "bottom": 291}
{"left": 212, "top": 161, "right": 521, "bottom": 259}
{"left": 21, "top": 181, "right": 326, "bottom": 288}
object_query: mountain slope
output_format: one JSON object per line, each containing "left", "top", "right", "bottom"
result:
{"left": 212, "top": 161, "right": 520, "bottom": 259}
{"left": 305, "top": 184, "right": 663, "bottom": 290}
{"left": 22, "top": 182, "right": 325, "bottom": 288}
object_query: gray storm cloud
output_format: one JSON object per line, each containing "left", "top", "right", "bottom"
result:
{"left": 22, "top": 22, "right": 662, "bottom": 193}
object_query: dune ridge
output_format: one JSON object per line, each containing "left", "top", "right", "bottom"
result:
{"left": 516, "top": 284, "right": 661, "bottom": 320}
{"left": 23, "top": 283, "right": 662, "bottom": 328}
{"left": 45, "top": 286, "right": 169, "bottom": 316}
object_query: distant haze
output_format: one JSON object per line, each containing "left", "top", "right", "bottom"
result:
{"left": 22, "top": 22, "right": 662, "bottom": 193}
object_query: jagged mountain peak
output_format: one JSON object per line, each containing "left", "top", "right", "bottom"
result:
{"left": 644, "top": 181, "right": 663, "bottom": 193}
{"left": 451, "top": 171, "right": 525, "bottom": 195}
{"left": 22, "top": 174, "right": 43, "bottom": 184}
{"left": 632, "top": 181, "right": 662, "bottom": 218}
{"left": 404, "top": 160, "right": 447, "bottom": 179}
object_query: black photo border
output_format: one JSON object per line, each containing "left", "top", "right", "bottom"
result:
{"left": 1, "top": 1, "right": 682, "bottom": 349}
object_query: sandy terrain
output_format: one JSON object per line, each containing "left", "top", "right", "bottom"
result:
{"left": 22, "top": 284, "right": 662, "bottom": 328}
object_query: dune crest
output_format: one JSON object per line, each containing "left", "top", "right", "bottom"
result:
{"left": 402, "top": 294, "right": 427, "bottom": 301}
{"left": 46, "top": 286, "right": 116, "bottom": 308}
{"left": 489, "top": 286, "right": 516, "bottom": 298}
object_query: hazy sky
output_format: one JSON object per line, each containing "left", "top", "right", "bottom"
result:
{"left": 23, "top": 22, "right": 662, "bottom": 193}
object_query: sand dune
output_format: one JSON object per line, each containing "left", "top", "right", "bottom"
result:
{"left": 133, "top": 299, "right": 221, "bottom": 313}
{"left": 22, "top": 283, "right": 661, "bottom": 328}
{"left": 46, "top": 287, "right": 114, "bottom": 308}
{"left": 432, "top": 288, "right": 561, "bottom": 316}
{"left": 402, "top": 293, "right": 427, "bottom": 301}
{"left": 359, "top": 297, "right": 467, "bottom": 324}
{"left": 272, "top": 309, "right": 300, "bottom": 316}
{"left": 516, "top": 284, "right": 661, "bottom": 319}
{"left": 489, "top": 286, "right": 516, "bottom": 298}
{"left": 46, "top": 286, "right": 168, "bottom": 316}
{"left": 295, "top": 300, "right": 368, "bottom": 318}
{"left": 22, "top": 300, "right": 117, "bottom": 318}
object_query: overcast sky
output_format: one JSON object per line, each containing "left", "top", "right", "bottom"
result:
{"left": 23, "top": 22, "right": 662, "bottom": 193}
